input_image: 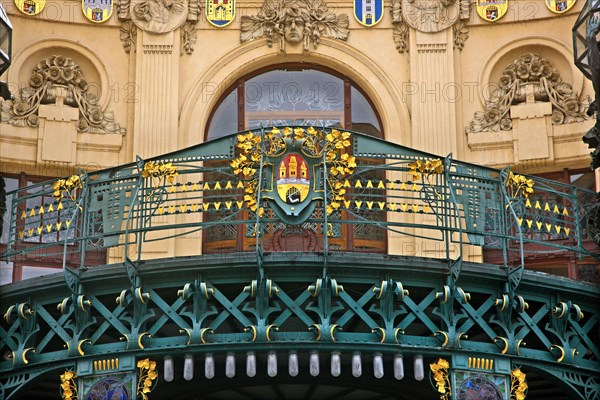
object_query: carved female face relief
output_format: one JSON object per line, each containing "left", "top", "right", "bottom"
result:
{"left": 240, "top": 0, "right": 349, "bottom": 51}
{"left": 284, "top": 16, "right": 305, "bottom": 43}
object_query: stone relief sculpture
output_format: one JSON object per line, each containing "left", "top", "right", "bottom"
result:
{"left": 0, "top": 55, "right": 125, "bottom": 135}
{"left": 120, "top": 20, "right": 137, "bottom": 53}
{"left": 186, "top": 0, "right": 200, "bottom": 22}
{"left": 118, "top": 0, "right": 197, "bottom": 54}
{"left": 391, "top": 0, "right": 409, "bottom": 53}
{"left": 467, "top": 53, "right": 589, "bottom": 133}
{"left": 180, "top": 21, "right": 197, "bottom": 55}
{"left": 391, "top": 0, "right": 469, "bottom": 53}
{"left": 131, "top": 0, "right": 187, "bottom": 34}
{"left": 240, "top": 0, "right": 350, "bottom": 51}
{"left": 452, "top": 20, "right": 469, "bottom": 51}
{"left": 401, "top": 0, "right": 468, "bottom": 33}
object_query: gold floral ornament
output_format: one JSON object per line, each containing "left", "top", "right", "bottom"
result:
{"left": 506, "top": 171, "right": 535, "bottom": 200}
{"left": 230, "top": 131, "right": 265, "bottom": 216}
{"left": 141, "top": 161, "right": 178, "bottom": 200}
{"left": 408, "top": 158, "right": 444, "bottom": 199}
{"left": 53, "top": 175, "right": 83, "bottom": 206}
{"left": 510, "top": 368, "right": 528, "bottom": 400}
{"left": 429, "top": 358, "right": 451, "bottom": 400}
{"left": 325, "top": 129, "right": 356, "bottom": 215}
{"left": 60, "top": 370, "right": 78, "bottom": 400}
{"left": 408, "top": 158, "right": 444, "bottom": 182}
{"left": 137, "top": 358, "right": 158, "bottom": 400}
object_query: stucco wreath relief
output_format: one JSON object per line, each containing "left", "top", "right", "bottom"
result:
{"left": 0, "top": 55, "right": 125, "bottom": 135}
{"left": 467, "top": 53, "right": 589, "bottom": 133}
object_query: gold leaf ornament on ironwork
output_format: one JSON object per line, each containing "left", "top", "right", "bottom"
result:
{"left": 141, "top": 161, "right": 178, "bottom": 184}
{"left": 408, "top": 158, "right": 444, "bottom": 199}
{"left": 53, "top": 175, "right": 83, "bottom": 204}
{"left": 408, "top": 158, "right": 444, "bottom": 181}
{"left": 429, "top": 358, "right": 451, "bottom": 400}
{"left": 60, "top": 370, "right": 78, "bottom": 400}
{"left": 137, "top": 358, "right": 158, "bottom": 400}
{"left": 323, "top": 129, "right": 355, "bottom": 215}
{"left": 510, "top": 368, "right": 528, "bottom": 400}
{"left": 141, "top": 161, "right": 178, "bottom": 200}
{"left": 506, "top": 171, "right": 535, "bottom": 199}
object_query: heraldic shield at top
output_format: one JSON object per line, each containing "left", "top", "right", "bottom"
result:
{"left": 230, "top": 127, "right": 356, "bottom": 225}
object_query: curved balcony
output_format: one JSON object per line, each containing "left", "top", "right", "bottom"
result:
{"left": 1, "top": 127, "right": 599, "bottom": 399}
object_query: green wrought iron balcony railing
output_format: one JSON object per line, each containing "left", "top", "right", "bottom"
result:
{"left": 0, "top": 127, "right": 599, "bottom": 400}
{"left": 2, "top": 127, "right": 597, "bottom": 287}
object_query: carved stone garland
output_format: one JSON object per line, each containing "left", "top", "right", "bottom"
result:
{"left": 467, "top": 53, "right": 589, "bottom": 133}
{"left": 117, "top": 0, "right": 199, "bottom": 55}
{"left": 240, "top": 0, "right": 350, "bottom": 52}
{"left": 0, "top": 55, "right": 125, "bottom": 135}
{"left": 391, "top": 0, "right": 470, "bottom": 54}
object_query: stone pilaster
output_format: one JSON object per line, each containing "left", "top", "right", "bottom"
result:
{"left": 133, "top": 30, "right": 180, "bottom": 159}
{"left": 410, "top": 29, "right": 458, "bottom": 156}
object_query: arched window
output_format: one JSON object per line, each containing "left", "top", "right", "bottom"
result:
{"left": 207, "top": 65, "right": 382, "bottom": 139}
{"left": 204, "top": 65, "right": 385, "bottom": 254}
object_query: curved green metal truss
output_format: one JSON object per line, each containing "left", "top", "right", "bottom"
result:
{"left": 0, "top": 254, "right": 599, "bottom": 399}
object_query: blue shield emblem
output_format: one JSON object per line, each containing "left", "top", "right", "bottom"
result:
{"left": 354, "top": 0, "right": 383, "bottom": 27}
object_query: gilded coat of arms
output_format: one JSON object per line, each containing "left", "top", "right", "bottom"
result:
{"left": 14, "top": 0, "right": 45, "bottom": 15}
{"left": 545, "top": 0, "right": 576, "bottom": 14}
{"left": 82, "top": 0, "right": 113, "bottom": 23}
{"left": 476, "top": 0, "right": 508, "bottom": 22}
{"left": 231, "top": 127, "right": 356, "bottom": 224}
{"left": 206, "top": 0, "right": 235, "bottom": 27}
